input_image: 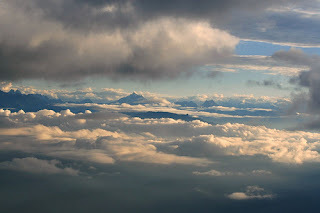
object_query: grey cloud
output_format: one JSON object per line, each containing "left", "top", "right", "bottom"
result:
{"left": 227, "top": 186, "right": 274, "bottom": 200}
{"left": 0, "top": 0, "right": 313, "bottom": 82}
{"left": 132, "top": 0, "right": 288, "bottom": 21}
{"left": 247, "top": 79, "right": 284, "bottom": 90}
{"left": 136, "top": 0, "right": 320, "bottom": 48}
{"left": 0, "top": 2, "right": 238, "bottom": 81}
{"left": 8, "top": 0, "right": 291, "bottom": 30}
{"left": 273, "top": 49, "right": 320, "bottom": 113}
{"left": 226, "top": 11, "right": 320, "bottom": 46}
{"left": 272, "top": 48, "right": 320, "bottom": 66}
{"left": 0, "top": 0, "right": 242, "bottom": 81}
{"left": 0, "top": 157, "right": 79, "bottom": 175}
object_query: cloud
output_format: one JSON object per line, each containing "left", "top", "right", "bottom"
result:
{"left": 1, "top": 108, "right": 320, "bottom": 165}
{"left": 205, "top": 54, "right": 308, "bottom": 77}
{"left": 132, "top": 0, "right": 287, "bottom": 21}
{"left": 4, "top": 0, "right": 292, "bottom": 31}
{"left": 1, "top": 0, "right": 314, "bottom": 82}
{"left": 170, "top": 123, "right": 320, "bottom": 164}
{"left": 272, "top": 49, "right": 320, "bottom": 115}
{"left": 0, "top": 157, "right": 79, "bottom": 175}
{"left": 98, "top": 137, "right": 210, "bottom": 166}
{"left": 227, "top": 186, "right": 274, "bottom": 200}
{"left": 272, "top": 48, "right": 320, "bottom": 66}
{"left": 247, "top": 79, "right": 284, "bottom": 90}
{"left": 0, "top": 0, "right": 239, "bottom": 81}
{"left": 0, "top": 82, "right": 12, "bottom": 92}
{"left": 60, "top": 102, "right": 277, "bottom": 119}
{"left": 0, "top": 109, "right": 212, "bottom": 166}
{"left": 193, "top": 169, "right": 272, "bottom": 176}
{"left": 224, "top": 3, "right": 320, "bottom": 47}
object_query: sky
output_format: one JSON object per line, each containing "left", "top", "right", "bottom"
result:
{"left": 1, "top": 0, "right": 320, "bottom": 212}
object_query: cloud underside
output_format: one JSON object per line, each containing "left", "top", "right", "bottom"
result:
{"left": 0, "top": 0, "right": 318, "bottom": 81}
{"left": 0, "top": 0, "right": 239, "bottom": 81}
{"left": 1, "top": 108, "right": 320, "bottom": 166}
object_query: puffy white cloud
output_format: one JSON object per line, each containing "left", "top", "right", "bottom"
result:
{"left": 0, "top": 157, "right": 79, "bottom": 175}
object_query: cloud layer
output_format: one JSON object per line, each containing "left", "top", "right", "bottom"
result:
{"left": 1, "top": 107, "right": 320, "bottom": 165}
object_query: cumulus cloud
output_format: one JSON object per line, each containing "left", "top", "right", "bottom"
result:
{"left": 227, "top": 186, "right": 274, "bottom": 200}
{"left": 1, "top": 108, "right": 320, "bottom": 165}
{"left": 0, "top": 0, "right": 239, "bottom": 81}
{"left": 177, "top": 123, "right": 320, "bottom": 164}
{"left": 1, "top": 105, "right": 320, "bottom": 204}
{"left": 0, "top": 157, "right": 79, "bottom": 175}
{"left": 0, "top": 0, "right": 314, "bottom": 82}
{"left": 0, "top": 109, "right": 212, "bottom": 166}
